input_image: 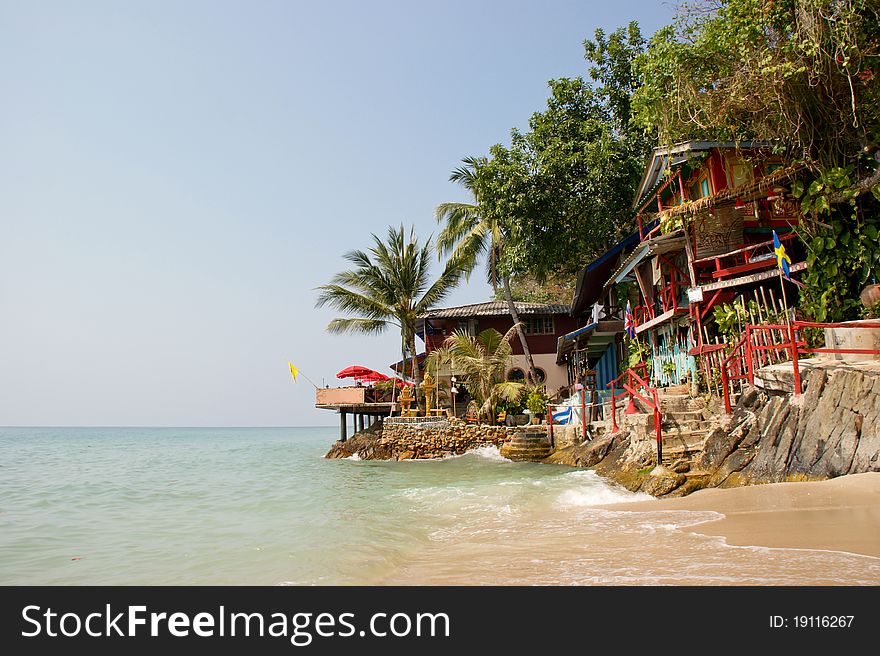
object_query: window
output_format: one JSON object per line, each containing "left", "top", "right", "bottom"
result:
{"left": 691, "top": 175, "right": 711, "bottom": 199}
{"left": 534, "top": 368, "right": 546, "bottom": 383}
{"left": 522, "top": 316, "right": 555, "bottom": 335}
{"left": 507, "top": 368, "right": 525, "bottom": 382}
{"left": 457, "top": 319, "right": 478, "bottom": 336}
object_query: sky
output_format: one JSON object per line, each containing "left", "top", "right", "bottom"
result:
{"left": 0, "top": 0, "right": 673, "bottom": 426}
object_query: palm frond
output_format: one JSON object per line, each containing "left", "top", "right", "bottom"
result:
{"left": 326, "top": 318, "right": 389, "bottom": 335}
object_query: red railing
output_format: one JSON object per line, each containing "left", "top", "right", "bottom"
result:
{"left": 607, "top": 364, "right": 663, "bottom": 464}
{"left": 720, "top": 320, "right": 880, "bottom": 413}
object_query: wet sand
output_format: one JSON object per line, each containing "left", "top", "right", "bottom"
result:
{"left": 601, "top": 473, "right": 880, "bottom": 558}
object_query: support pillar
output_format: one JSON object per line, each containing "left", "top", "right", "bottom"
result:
{"left": 340, "top": 411, "right": 347, "bottom": 442}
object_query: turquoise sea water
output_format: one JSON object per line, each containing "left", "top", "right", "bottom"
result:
{"left": 1, "top": 427, "right": 878, "bottom": 585}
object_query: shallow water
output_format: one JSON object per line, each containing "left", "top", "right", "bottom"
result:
{"left": 1, "top": 427, "right": 877, "bottom": 585}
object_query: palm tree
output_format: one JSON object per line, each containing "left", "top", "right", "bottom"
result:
{"left": 428, "top": 325, "right": 525, "bottom": 423}
{"left": 435, "top": 156, "right": 539, "bottom": 382}
{"left": 315, "top": 225, "right": 462, "bottom": 402}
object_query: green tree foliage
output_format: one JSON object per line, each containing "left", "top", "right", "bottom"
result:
{"left": 315, "top": 225, "right": 463, "bottom": 397}
{"left": 467, "top": 23, "right": 651, "bottom": 282}
{"left": 434, "top": 157, "right": 540, "bottom": 381}
{"left": 633, "top": 0, "right": 880, "bottom": 169}
{"left": 791, "top": 168, "right": 880, "bottom": 322}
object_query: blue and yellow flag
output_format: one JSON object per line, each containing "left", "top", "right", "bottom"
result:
{"left": 773, "top": 230, "right": 791, "bottom": 278}
{"left": 288, "top": 362, "right": 299, "bottom": 382}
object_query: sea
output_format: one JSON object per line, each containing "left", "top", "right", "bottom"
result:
{"left": 1, "top": 426, "right": 878, "bottom": 586}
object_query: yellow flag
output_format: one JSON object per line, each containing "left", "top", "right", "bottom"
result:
{"left": 288, "top": 362, "right": 299, "bottom": 382}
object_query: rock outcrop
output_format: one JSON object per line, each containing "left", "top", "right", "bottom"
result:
{"left": 543, "top": 366, "right": 880, "bottom": 497}
{"left": 325, "top": 417, "right": 546, "bottom": 461}
{"left": 326, "top": 365, "right": 880, "bottom": 499}
{"left": 713, "top": 367, "right": 880, "bottom": 485}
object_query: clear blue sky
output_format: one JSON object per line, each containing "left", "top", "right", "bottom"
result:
{"left": 0, "top": 0, "right": 672, "bottom": 426}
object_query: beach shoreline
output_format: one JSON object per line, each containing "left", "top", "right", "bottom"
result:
{"left": 599, "top": 472, "right": 880, "bottom": 559}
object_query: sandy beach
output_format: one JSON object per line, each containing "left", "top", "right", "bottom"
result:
{"left": 601, "top": 473, "right": 880, "bottom": 558}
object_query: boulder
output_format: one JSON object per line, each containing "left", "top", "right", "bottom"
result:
{"left": 640, "top": 472, "right": 687, "bottom": 497}
{"left": 697, "top": 427, "right": 743, "bottom": 471}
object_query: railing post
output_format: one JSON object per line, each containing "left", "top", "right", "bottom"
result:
{"left": 610, "top": 387, "right": 618, "bottom": 434}
{"left": 581, "top": 387, "right": 587, "bottom": 441}
{"left": 721, "top": 366, "right": 731, "bottom": 414}
{"left": 745, "top": 325, "right": 755, "bottom": 385}
{"left": 546, "top": 404, "right": 554, "bottom": 447}
{"left": 789, "top": 323, "right": 802, "bottom": 396}
{"left": 653, "top": 395, "right": 662, "bottom": 466}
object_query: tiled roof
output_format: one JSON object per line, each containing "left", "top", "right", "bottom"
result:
{"left": 419, "top": 301, "right": 569, "bottom": 319}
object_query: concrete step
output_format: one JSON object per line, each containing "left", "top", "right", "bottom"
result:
{"left": 660, "top": 396, "right": 704, "bottom": 413}
{"left": 661, "top": 420, "right": 714, "bottom": 434}
{"left": 662, "top": 409, "right": 705, "bottom": 421}
{"left": 658, "top": 384, "right": 691, "bottom": 396}
{"left": 660, "top": 430, "right": 708, "bottom": 451}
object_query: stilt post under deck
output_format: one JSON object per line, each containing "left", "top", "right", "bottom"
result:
{"left": 340, "top": 411, "right": 347, "bottom": 442}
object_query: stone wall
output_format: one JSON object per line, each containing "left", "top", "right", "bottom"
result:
{"left": 325, "top": 418, "right": 548, "bottom": 461}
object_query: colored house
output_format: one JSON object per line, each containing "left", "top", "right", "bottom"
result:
{"left": 416, "top": 301, "right": 577, "bottom": 399}
{"left": 616, "top": 141, "right": 806, "bottom": 388}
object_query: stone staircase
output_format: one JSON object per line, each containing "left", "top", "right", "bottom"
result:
{"left": 499, "top": 429, "right": 552, "bottom": 461}
{"left": 656, "top": 389, "right": 715, "bottom": 467}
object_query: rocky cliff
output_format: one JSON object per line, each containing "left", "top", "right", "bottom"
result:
{"left": 547, "top": 366, "right": 880, "bottom": 496}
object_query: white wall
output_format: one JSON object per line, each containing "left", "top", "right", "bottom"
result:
{"left": 507, "top": 354, "right": 568, "bottom": 396}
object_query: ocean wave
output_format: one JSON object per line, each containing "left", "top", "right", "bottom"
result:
{"left": 464, "top": 445, "right": 511, "bottom": 462}
{"left": 344, "top": 453, "right": 361, "bottom": 461}
{"left": 554, "top": 471, "right": 652, "bottom": 508}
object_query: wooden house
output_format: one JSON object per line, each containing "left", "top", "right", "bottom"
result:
{"left": 608, "top": 141, "right": 807, "bottom": 388}
{"left": 415, "top": 301, "right": 577, "bottom": 400}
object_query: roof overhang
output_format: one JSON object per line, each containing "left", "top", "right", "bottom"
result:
{"left": 601, "top": 230, "right": 687, "bottom": 293}
{"left": 569, "top": 228, "right": 643, "bottom": 317}
{"left": 556, "top": 320, "right": 624, "bottom": 364}
{"left": 633, "top": 140, "right": 768, "bottom": 211}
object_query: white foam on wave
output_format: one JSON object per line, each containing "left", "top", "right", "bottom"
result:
{"left": 344, "top": 452, "right": 362, "bottom": 461}
{"left": 554, "top": 470, "right": 653, "bottom": 507}
{"left": 464, "top": 444, "right": 511, "bottom": 462}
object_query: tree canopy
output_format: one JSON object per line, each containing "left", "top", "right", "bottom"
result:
{"left": 633, "top": 0, "right": 880, "bottom": 171}
{"left": 468, "top": 23, "right": 651, "bottom": 282}
{"left": 315, "top": 225, "right": 464, "bottom": 391}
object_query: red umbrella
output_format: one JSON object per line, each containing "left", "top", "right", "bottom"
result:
{"left": 336, "top": 365, "right": 376, "bottom": 379}
{"left": 394, "top": 378, "right": 415, "bottom": 388}
{"left": 356, "top": 371, "right": 390, "bottom": 383}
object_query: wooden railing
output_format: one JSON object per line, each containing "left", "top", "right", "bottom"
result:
{"left": 607, "top": 364, "right": 663, "bottom": 465}
{"left": 720, "top": 320, "right": 880, "bottom": 413}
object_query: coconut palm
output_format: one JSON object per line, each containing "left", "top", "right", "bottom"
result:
{"left": 435, "top": 156, "right": 539, "bottom": 382}
{"left": 315, "top": 225, "right": 463, "bottom": 400}
{"left": 428, "top": 324, "right": 525, "bottom": 423}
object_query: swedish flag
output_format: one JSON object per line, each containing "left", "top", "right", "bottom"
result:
{"left": 773, "top": 230, "right": 791, "bottom": 278}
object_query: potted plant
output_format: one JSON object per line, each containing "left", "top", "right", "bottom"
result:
{"left": 526, "top": 391, "right": 545, "bottom": 425}
{"left": 861, "top": 278, "right": 880, "bottom": 309}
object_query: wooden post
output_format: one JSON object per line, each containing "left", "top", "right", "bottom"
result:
{"left": 581, "top": 385, "right": 587, "bottom": 441}
{"left": 654, "top": 394, "right": 663, "bottom": 466}
{"left": 546, "top": 404, "right": 554, "bottom": 448}
{"left": 776, "top": 269, "right": 801, "bottom": 395}
{"left": 340, "top": 411, "right": 347, "bottom": 442}
{"left": 609, "top": 387, "right": 618, "bottom": 434}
